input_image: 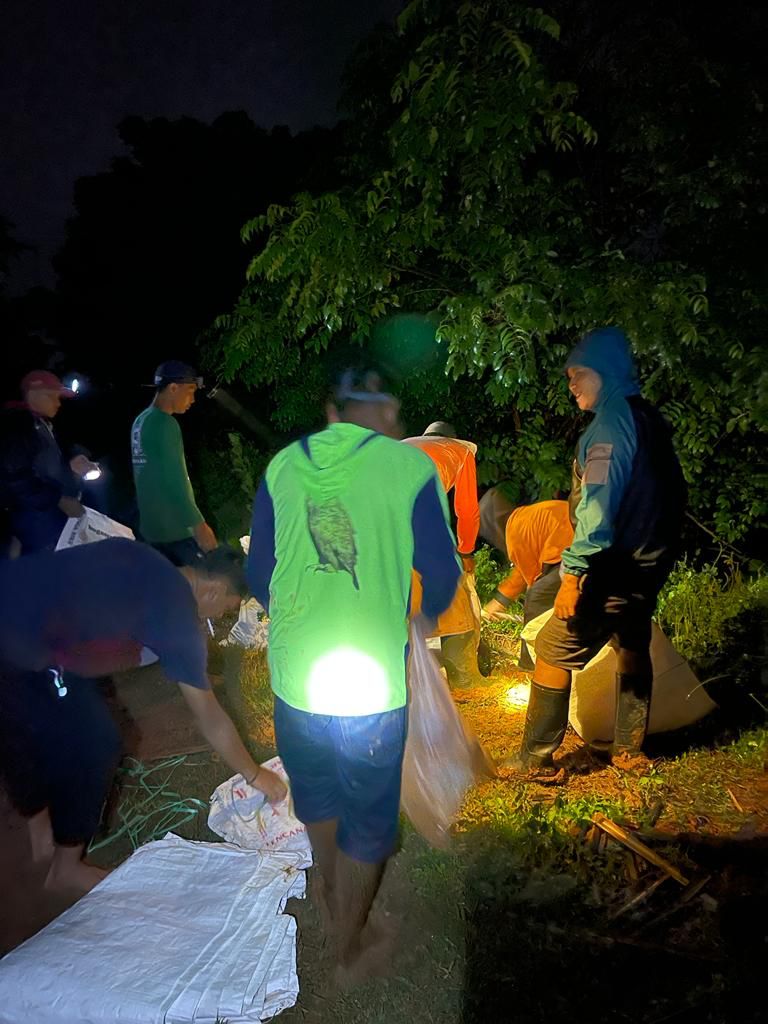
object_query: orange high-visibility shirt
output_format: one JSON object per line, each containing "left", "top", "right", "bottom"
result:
{"left": 497, "top": 500, "right": 574, "bottom": 599}
{"left": 402, "top": 436, "right": 480, "bottom": 555}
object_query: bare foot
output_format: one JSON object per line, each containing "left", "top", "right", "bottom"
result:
{"left": 27, "top": 809, "right": 55, "bottom": 863}
{"left": 334, "top": 912, "right": 400, "bottom": 989}
{"left": 44, "top": 858, "right": 110, "bottom": 896}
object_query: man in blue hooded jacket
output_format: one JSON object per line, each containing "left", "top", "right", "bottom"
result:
{"left": 506, "top": 327, "right": 685, "bottom": 779}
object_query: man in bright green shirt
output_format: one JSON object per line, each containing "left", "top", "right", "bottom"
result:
{"left": 249, "top": 368, "right": 461, "bottom": 983}
{"left": 131, "top": 361, "right": 217, "bottom": 565}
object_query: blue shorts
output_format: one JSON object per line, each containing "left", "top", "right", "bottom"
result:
{"left": 273, "top": 697, "right": 408, "bottom": 864}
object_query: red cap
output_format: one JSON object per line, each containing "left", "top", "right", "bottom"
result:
{"left": 20, "top": 371, "right": 75, "bottom": 398}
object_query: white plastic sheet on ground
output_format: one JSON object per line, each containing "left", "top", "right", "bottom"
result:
{"left": 521, "top": 611, "right": 716, "bottom": 742}
{"left": 0, "top": 759, "right": 312, "bottom": 1024}
{"left": 56, "top": 506, "right": 135, "bottom": 550}
{"left": 208, "top": 757, "right": 308, "bottom": 855}
{"left": 0, "top": 833, "right": 310, "bottom": 1023}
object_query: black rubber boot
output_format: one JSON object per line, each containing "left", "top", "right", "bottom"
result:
{"left": 441, "top": 631, "right": 492, "bottom": 689}
{"left": 613, "top": 671, "right": 653, "bottom": 766}
{"left": 501, "top": 682, "right": 570, "bottom": 782}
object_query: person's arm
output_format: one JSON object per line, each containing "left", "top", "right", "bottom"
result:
{"left": 454, "top": 449, "right": 480, "bottom": 558}
{"left": 561, "top": 420, "right": 637, "bottom": 577}
{"left": 193, "top": 521, "right": 217, "bottom": 552}
{"left": 178, "top": 685, "right": 287, "bottom": 803}
{"left": 58, "top": 495, "right": 85, "bottom": 518}
{"left": 484, "top": 566, "right": 526, "bottom": 620}
{"left": 153, "top": 414, "right": 210, "bottom": 539}
{"left": 69, "top": 453, "right": 97, "bottom": 477}
{"left": 247, "top": 477, "right": 276, "bottom": 612}
{"left": 143, "top": 571, "right": 285, "bottom": 801}
{"left": 0, "top": 416, "right": 64, "bottom": 511}
{"left": 557, "top": 415, "right": 636, "bottom": 617}
{"left": 412, "top": 474, "right": 462, "bottom": 622}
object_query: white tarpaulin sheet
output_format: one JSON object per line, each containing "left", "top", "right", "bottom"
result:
{"left": 0, "top": 833, "right": 311, "bottom": 1023}
{"left": 56, "top": 506, "right": 135, "bottom": 550}
{"left": 521, "top": 611, "right": 716, "bottom": 742}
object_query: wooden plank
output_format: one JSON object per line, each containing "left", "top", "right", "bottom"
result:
{"left": 624, "top": 852, "right": 639, "bottom": 884}
{"left": 633, "top": 875, "right": 712, "bottom": 936}
{"left": 726, "top": 788, "right": 744, "bottom": 813}
{"left": 610, "top": 873, "right": 669, "bottom": 921}
{"left": 592, "top": 813, "right": 690, "bottom": 885}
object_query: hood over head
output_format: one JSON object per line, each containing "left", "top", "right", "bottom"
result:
{"left": 565, "top": 327, "right": 640, "bottom": 409}
{"left": 295, "top": 422, "right": 382, "bottom": 502}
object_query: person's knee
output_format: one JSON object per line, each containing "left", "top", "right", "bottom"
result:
{"left": 533, "top": 659, "right": 571, "bottom": 690}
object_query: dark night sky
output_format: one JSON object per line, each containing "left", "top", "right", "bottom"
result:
{"left": 0, "top": 0, "right": 403, "bottom": 287}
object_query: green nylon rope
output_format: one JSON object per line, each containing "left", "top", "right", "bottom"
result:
{"left": 88, "top": 755, "right": 208, "bottom": 853}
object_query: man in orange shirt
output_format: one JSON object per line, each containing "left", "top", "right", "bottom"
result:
{"left": 403, "top": 421, "right": 486, "bottom": 687}
{"left": 483, "top": 500, "right": 574, "bottom": 670}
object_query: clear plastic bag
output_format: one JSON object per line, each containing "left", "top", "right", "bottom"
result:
{"left": 401, "top": 617, "right": 495, "bottom": 848}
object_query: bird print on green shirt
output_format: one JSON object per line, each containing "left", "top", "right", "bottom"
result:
{"left": 306, "top": 498, "right": 360, "bottom": 589}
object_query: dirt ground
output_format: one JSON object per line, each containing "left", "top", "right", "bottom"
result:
{"left": 2, "top": 639, "right": 768, "bottom": 1022}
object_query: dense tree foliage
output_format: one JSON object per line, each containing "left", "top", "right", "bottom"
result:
{"left": 210, "top": 0, "right": 767, "bottom": 547}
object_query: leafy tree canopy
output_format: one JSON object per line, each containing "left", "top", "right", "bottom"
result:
{"left": 210, "top": 0, "right": 768, "bottom": 547}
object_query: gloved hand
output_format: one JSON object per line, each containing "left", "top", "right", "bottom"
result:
{"left": 554, "top": 573, "right": 581, "bottom": 619}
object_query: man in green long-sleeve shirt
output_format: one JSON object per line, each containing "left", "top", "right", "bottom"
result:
{"left": 131, "top": 361, "right": 217, "bottom": 565}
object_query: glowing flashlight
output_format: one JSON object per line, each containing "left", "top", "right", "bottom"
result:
{"left": 504, "top": 682, "right": 531, "bottom": 709}
{"left": 71, "top": 377, "right": 80, "bottom": 394}
{"left": 83, "top": 464, "right": 102, "bottom": 481}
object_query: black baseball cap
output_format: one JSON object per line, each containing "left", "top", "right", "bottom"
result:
{"left": 153, "top": 360, "right": 203, "bottom": 389}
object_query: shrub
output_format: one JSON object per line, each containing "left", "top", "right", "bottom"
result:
{"left": 473, "top": 544, "right": 509, "bottom": 606}
{"left": 656, "top": 562, "right": 767, "bottom": 664}
{"left": 194, "top": 429, "right": 268, "bottom": 545}
{"left": 656, "top": 561, "right": 768, "bottom": 714}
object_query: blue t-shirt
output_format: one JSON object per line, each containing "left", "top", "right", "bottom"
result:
{"left": 0, "top": 538, "right": 209, "bottom": 688}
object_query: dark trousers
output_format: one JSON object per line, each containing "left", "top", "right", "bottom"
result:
{"left": 0, "top": 669, "right": 121, "bottom": 845}
{"left": 519, "top": 563, "right": 562, "bottom": 670}
{"left": 11, "top": 506, "right": 67, "bottom": 555}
